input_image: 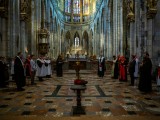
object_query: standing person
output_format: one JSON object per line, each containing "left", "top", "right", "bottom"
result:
{"left": 98, "top": 54, "right": 106, "bottom": 78}
{"left": 45, "top": 57, "right": 52, "bottom": 78}
{"left": 30, "top": 55, "right": 36, "bottom": 85}
{"left": 36, "top": 56, "right": 45, "bottom": 81}
{"left": 11, "top": 57, "right": 15, "bottom": 80}
{"left": 128, "top": 55, "right": 136, "bottom": 86}
{"left": 138, "top": 52, "right": 152, "bottom": 93}
{"left": 0, "top": 56, "right": 7, "bottom": 87}
{"left": 25, "top": 55, "right": 31, "bottom": 78}
{"left": 119, "top": 56, "right": 127, "bottom": 82}
{"left": 56, "top": 55, "right": 63, "bottom": 77}
{"left": 157, "top": 63, "right": 160, "bottom": 92}
{"left": 134, "top": 56, "right": 139, "bottom": 87}
{"left": 111, "top": 56, "right": 119, "bottom": 79}
{"left": 14, "top": 52, "right": 26, "bottom": 91}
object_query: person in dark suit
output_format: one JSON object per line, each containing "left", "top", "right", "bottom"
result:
{"left": 14, "top": 52, "right": 26, "bottom": 91}
{"left": 128, "top": 55, "right": 136, "bottom": 86}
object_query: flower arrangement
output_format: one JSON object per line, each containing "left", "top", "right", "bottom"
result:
{"left": 74, "top": 79, "right": 88, "bottom": 85}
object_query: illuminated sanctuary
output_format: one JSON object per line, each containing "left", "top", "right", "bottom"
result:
{"left": 0, "top": 0, "right": 160, "bottom": 65}
{"left": 0, "top": 0, "right": 160, "bottom": 119}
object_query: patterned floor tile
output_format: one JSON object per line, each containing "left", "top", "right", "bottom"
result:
{"left": 0, "top": 70, "right": 160, "bottom": 117}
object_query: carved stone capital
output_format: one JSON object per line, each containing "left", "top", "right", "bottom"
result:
{"left": 147, "top": 8, "right": 157, "bottom": 19}
{"left": 0, "top": 0, "right": 8, "bottom": 18}
{"left": 127, "top": 12, "right": 135, "bottom": 22}
{"left": 146, "top": 0, "right": 158, "bottom": 19}
{"left": 20, "top": 0, "right": 29, "bottom": 21}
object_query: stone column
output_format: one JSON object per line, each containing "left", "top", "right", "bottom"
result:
{"left": 12, "top": 0, "right": 16, "bottom": 56}
{"left": 7, "top": 0, "right": 12, "bottom": 57}
{"left": 130, "top": 22, "right": 135, "bottom": 56}
{"left": 135, "top": 1, "right": 141, "bottom": 57}
{"left": 112, "top": 0, "right": 117, "bottom": 56}
{"left": 117, "top": 1, "right": 120, "bottom": 55}
{"left": 0, "top": 18, "right": 7, "bottom": 56}
{"left": 30, "top": 0, "right": 36, "bottom": 54}
{"left": 126, "top": 0, "right": 135, "bottom": 57}
{"left": 35, "top": 0, "right": 41, "bottom": 56}
{"left": 147, "top": 19, "right": 154, "bottom": 59}
{"left": 20, "top": 21, "right": 26, "bottom": 56}
{"left": 15, "top": 0, "right": 20, "bottom": 53}
{"left": 119, "top": 0, "right": 123, "bottom": 56}
{"left": 108, "top": 0, "right": 113, "bottom": 59}
{"left": 96, "top": 22, "right": 100, "bottom": 55}
{"left": 94, "top": 27, "right": 96, "bottom": 55}
{"left": 146, "top": 0, "right": 158, "bottom": 60}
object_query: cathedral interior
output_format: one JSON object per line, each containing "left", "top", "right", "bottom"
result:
{"left": 0, "top": 0, "right": 160, "bottom": 120}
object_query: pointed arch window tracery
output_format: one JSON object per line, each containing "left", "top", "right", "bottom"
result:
{"left": 64, "top": 0, "right": 91, "bottom": 22}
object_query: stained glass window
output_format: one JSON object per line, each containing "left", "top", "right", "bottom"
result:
{"left": 64, "top": 0, "right": 91, "bottom": 22}
{"left": 66, "top": 16, "right": 71, "bottom": 22}
{"left": 73, "top": 16, "right": 80, "bottom": 22}
{"left": 83, "top": 0, "right": 89, "bottom": 14}
{"left": 73, "top": 0, "right": 80, "bottom": 14}
{"left": 65, "top": 0, "right": 71, "bottom": 13}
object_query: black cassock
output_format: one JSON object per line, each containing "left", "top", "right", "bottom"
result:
{"left": 98, "top": 57, "right": 106, "bottom": 77}
{"left": 114, "top": 60, "right": 119, "bottom": 79}
{"left": 0, "top": 60, "right": 9, "bottom": 87}
{"left": 14, "top": 56, "right": 26, "bottom": 89}
{"left": 138, "top": 57, "right": 152, "bottom": 92}
{"left": 56, "top": 59, "right": 63, "bottom": 77}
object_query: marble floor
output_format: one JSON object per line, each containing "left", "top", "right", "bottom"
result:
{"left": 0, "top": 70, "right": 160, "bottom": 118}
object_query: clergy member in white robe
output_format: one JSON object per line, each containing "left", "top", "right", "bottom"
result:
{"left": 36, "top": 57, "right": 46, "bottom": 81}
{"left": 44, "top": 57, "right": 52, "bottom": 78}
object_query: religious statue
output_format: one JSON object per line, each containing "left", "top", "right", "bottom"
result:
{"left": 126, "top": 0, "right": 135, "bottom": 22}
{"left": 128, "top": 0, "right": 134, "bottom": 14}
{"left": 20, "top": 0, "right": 28, "bottom": 13}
